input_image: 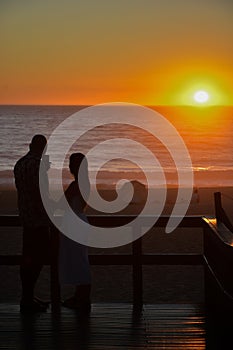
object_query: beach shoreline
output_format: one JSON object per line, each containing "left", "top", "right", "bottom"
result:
{"left": 1, "top": 185, "right": 233, "bottom": 218}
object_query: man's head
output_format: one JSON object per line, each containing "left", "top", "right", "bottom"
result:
{"left": 29, "top": 134, "right": 47, "bottom": 157}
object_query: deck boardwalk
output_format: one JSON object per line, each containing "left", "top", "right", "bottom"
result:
{"left": 0, "top": 303, "right": 206, "bottom": 349}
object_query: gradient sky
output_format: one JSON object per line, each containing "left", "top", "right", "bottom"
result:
{"left": 0, "top": 0, "right": 232, "bottom": 105}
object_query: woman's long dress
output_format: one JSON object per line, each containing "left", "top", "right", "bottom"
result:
{"left": 59, "top": 181, "right": 91, "bottom": 285}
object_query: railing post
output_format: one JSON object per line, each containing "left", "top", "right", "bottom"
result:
{"left": 214, "top": 192, "right": 222, "bottom": 223}
{"left": 50, "top": 225, "right": 60, "bottom": 313}
{"left": 214, "top": 191, "right": 233, "bottom": 232}
{"left": 132, "top": 237, "right": 143, "bottom": 309}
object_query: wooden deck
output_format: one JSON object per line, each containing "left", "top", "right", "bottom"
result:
{"left": 0, "top": 303, "right": 206, "bottom": 349}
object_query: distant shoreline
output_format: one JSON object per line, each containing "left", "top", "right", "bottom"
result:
{"left": 1, "top": 168, "right": 233, "bottom": 190}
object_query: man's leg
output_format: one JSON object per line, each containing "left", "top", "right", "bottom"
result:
{"left": 20, "top": 257, "right": 43, "bottom": 303}
{"left": 20, "top": 227, "right": 49, "bottom": 311}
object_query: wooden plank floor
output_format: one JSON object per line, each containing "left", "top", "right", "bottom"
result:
{"left": 0, "top": 303, "right": 206, "bottom": 349}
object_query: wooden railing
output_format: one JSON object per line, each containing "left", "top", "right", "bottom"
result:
{"left": 0, "top": 215, "right": 204, "bottom": 311}
{"left": 203, "top": 192, "right": 233, "bottom": 316}
{"left": 214, "top": 191, "right": 233, "bottom": 232}
{"left": 1, "top": 193, "right": 233, "bottom": 313}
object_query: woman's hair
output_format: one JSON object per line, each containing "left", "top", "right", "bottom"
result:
{"left": 69, "top": 152, "right": 87, "bottom": 178}
{"left": 66, "top": 153, "right": 90, "bottom": 209}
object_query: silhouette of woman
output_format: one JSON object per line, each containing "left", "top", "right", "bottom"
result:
{"left": 59, "top": 153, "right": 91, "bottom": 310}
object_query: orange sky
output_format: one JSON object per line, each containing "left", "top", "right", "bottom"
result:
{"left": 0, "top": 0, "right": 233, "bottom": 105}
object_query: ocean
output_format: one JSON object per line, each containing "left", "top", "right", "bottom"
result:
{"left": 0, "top": 104, "right": 232, "bottom": 188}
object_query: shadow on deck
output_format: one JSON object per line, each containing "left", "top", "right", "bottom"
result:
{"left": 0, "top": 302, "right": 206, "bottom": 350}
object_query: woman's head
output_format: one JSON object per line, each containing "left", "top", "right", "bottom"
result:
{"left": 69, "top": 153, "right": 87, "bottom": 178}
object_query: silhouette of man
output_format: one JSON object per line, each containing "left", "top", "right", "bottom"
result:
{"left": 14, "top": 134, "right": 51, "bottom": 313}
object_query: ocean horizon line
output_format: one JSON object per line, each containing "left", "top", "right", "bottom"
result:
{"left": 0, "top": 104, "right": 232, "bottom": 108}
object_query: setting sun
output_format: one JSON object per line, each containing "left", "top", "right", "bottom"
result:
{"left": 194, "top": 91, "right": 209, "bottom": 104}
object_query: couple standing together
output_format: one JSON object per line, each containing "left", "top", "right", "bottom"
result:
{"left": 14, "top": 134, "right": 91, "bottom": 313}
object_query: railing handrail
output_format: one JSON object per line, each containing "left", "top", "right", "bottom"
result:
{"left": 0, "top": 214, "right": 204, "bottom": 227}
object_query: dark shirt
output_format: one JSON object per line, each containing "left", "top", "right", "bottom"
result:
{"left": 14, "top": 151, "right": 49, "bottom": 227}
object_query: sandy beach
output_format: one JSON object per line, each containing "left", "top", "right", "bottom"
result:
{"left": 0, "top": 186, "right": 233, "bottom": 304}
{"left": 1, "top": 185, "right": 233, "bottom": 217}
